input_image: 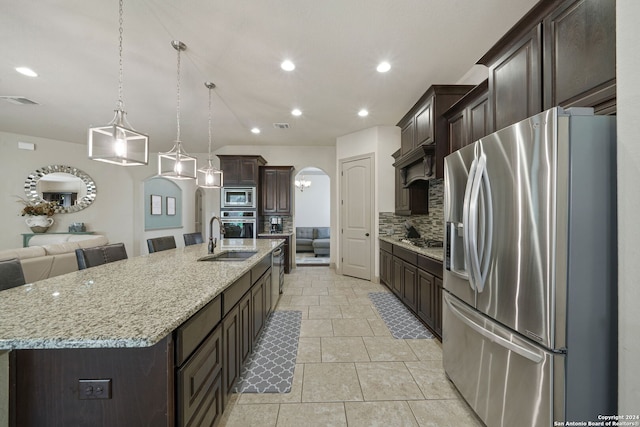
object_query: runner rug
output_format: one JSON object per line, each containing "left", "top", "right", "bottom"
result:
{"left": 368, "top": 292, "right": 434, "bottom": 339}
{"left": 233, "top": 310, "right": 302, "bottom": 393}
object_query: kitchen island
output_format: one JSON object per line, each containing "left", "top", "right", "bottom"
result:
{"left": 0, "top": 238, "right": 283, "bottom": 427}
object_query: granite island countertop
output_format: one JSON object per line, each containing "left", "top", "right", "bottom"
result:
{"left": 0, "top": 238, "right": 283, "bottom": 350}
{"left": 379, "top": 235, "right": 444, "bottom": 262}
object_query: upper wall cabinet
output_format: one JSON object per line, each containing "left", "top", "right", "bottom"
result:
{"left": 396, "top": 85, "right": 473, "bottom": 180}
{"left": 259, "top": 166, "right": 293, "bottom": 215}
{"left": 444, "top": 80, "right": 490, "bottom": 153}
{"left": 543, "top": 0, "right": 616, "bottom": 113}
{"left": 217, "top": 155, "right": 266, "bottom": 187}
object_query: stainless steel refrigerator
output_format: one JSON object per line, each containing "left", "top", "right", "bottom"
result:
{"left": 443, "top": 107, "right": 617, "bottom": 426}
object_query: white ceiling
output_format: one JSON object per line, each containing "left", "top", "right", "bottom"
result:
{"left": 0, "top": 0, "right": 538, "bottom": 154}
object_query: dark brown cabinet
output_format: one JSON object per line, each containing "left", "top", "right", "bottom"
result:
{"left": 251, "top": 274, "right": 266, "bottom": 343}
{"left": 395, "top": 85, "right": 473, "bottom": 180}
{"left": 401, "top": 260, "right": 418, "bottom": 312}
{"left": 391, "top": 255, "right": 403, "bottom": 297}
{"left": 543, "top": 0, "right": 616, "bottom": 112}
{"left": 393, "top": 149, "right": 428, "bottom": 216}
{"left": 488, "top": 24, "right": 542, "bottom": 132}
{"left": 260, "top": 166, "right": 293, "bottom": 215}
{"left": 221, "top": 305, "right": 240, "bottom": 408}
{"left": 434, "top": 278, "right": 443, "bottom": 338}
{"left": 445, "top": 80, "right": 490, "bottom": 153}
{"left": 379, "top": 240, "right": 393, "bottom": 287}
{"left": 238, "top": 291, "right": 252, "bottom": 366}
{"left": 217, "top": 155, "right": 266, "bottom": 187}
{"left": 417, "top": 269, "right": 436, "bottom": 331}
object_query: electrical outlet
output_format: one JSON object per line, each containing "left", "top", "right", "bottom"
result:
{"left": 78, "top": 379, "right": 112, "bottom": 400}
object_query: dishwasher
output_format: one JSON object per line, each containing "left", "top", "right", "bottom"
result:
{"left": 271, "top": 246, "right": 284, "bottom": 311}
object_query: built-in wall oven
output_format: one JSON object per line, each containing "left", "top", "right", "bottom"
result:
{"left": 220, "top": 210, "right": 257, "bottom": 238}
{"left": 221, "top": 187, "right": 256, "bottom": 209}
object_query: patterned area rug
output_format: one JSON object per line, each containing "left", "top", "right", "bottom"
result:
{"left": 233, "top": 310, "right": 302, "bottom": 393}
{"left": 368, "top": 292, "right": 434, "bottom": 339}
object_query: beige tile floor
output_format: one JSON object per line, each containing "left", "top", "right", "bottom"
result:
{"left": 219, "top": 266, "right": 484, "bottom": 427}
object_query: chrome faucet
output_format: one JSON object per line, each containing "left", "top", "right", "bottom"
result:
{"left": 208, "top": 215, "right": 225, "bottom": 254}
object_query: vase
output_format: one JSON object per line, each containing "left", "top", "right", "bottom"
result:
{"left": 25, "top": 216, "right": 54, "bottom": 233}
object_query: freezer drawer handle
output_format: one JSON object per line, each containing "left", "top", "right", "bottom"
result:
{"left": 445, "top": 295, "right": 543, "bottom": 364}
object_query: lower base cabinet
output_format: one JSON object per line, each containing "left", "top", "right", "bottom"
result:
{"left": 10, "top": 261, "right": 274, "bottom": 427}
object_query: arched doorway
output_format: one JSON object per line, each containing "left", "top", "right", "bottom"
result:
{"left": 294, "top": 167, "right": 330, "bottom": 266}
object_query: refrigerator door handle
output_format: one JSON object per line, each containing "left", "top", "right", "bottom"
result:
{"left": 466, "top": 155, "right": 485, "bottom": 292}
{"left": 462, "top": 158, "right": 478, "bottom": 292}
{"left": 445, "top": 294, "right": 544, "bottom": 364}
{"left": 476, "top": 156, "right": 493, "bottom": 292}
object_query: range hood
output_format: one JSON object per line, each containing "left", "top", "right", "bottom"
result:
{"left": 392, "top": 145, "right": 435, "bottom": 187}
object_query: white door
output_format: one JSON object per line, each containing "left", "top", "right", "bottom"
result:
{"left": 341, "top": 155, "right": 373, "bottom": 280}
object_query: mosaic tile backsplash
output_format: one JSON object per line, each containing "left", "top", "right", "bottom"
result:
{"left": 379, "top": 178, "right": 445, "bottom": 241}
{"left": 261, "top": 215, "right": 293, "bottom": 234}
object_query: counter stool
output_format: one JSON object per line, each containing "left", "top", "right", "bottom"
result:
{"left": 183, "top": 232, "right": 203, "bottom": 246}
{"left": 75, "top": 243, "right": 128, "bottom": 270}
{"left": 0, "top": 258, "right": 26, "bottom": 291}
{"left": 147, "top": 236, "right": 177, "bottom": 254}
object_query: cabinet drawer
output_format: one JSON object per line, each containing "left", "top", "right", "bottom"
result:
{"left": 417, "top": 254, "right": 443, "bottom": 278}
{"left": 380, "top": 240, "right": 393, "bottom": 253}
{"left": 175, "top": 296, "right": 222, "bottom": 366}
{"left": 177, "top": 326, "right": 223, "bottom": 427}
{"left": 393, "top": 245, "right": 418, "bottom": 265}
{"left": 223, "top": 272, "right": 251, "bottom": 317}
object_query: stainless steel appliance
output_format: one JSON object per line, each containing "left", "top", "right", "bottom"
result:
{"left": 220, "top": 210, "right": 256, "bottom": 238}
{"left": 443, "top": 107, "right": 617, "bottom": 426}
{"left": 221, "top": 187, "right": 256, "bottom": 209}
{"left": 270, "top": 217, "right": 283, "bottom": 233}
{"left": 271, "top": 246, "right": 284, "bottom": 309}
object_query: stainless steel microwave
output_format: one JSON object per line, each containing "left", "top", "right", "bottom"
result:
{"left": 221, "top": 187, "right": 256, "bottom": 209}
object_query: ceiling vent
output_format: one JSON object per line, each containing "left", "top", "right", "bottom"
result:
{"left": 273, "top": 123, "right": 290, "bottom": 129}
{"left": 0, "top": 96, "right": 39, "bottom": 105}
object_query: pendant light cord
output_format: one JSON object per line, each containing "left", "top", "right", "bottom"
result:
{"left": 207, "top": 85, "right": 213, "bottom": 160}
{"left": 176, "top": 44, "right": 182, "bottom": 143}
{"left": 117, "top": 0, "right": 124, "bottom": 112}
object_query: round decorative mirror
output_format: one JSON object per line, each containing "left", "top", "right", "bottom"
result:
{"left": 24, "top": 165, "right": 97, "bottom": 214}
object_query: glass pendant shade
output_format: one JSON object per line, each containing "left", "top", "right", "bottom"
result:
{"left": 197, "top": 159, "right": 223, "bottom": 188}
{"left": 197, "top": 81, "right": 223, "bottom": 188}
{"left": 88, "top": 110, "right": 149, "bottom": 165}
{"left": 87, "top": 0, "right": 148, "bottom": 166}
{"left": 158, "top": 142, "right": 197, "bottom": 179}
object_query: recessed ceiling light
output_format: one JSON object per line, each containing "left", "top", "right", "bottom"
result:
{"left": 291, "top": 108, "right": 302, "bottom": 116}
{"left": 251, "top": 127, "right": 261, "bottom": 134}
{"left": 281, "top": 60, "right": 295, "bottom": 71}
{"left": 15, "top": 67, "right": 38, "bottom": 77}
{"left": 358, "top": 109, "right": 369, "bottom": 117}
{"left": 376, "top": 62, "right": 391, "bottom": 73}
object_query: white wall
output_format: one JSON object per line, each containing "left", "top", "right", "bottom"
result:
{"left": 294, "top": 173, "right": 330, "bottom": 227}
{"left": 617, "top": 0, "right": 640, "bottom": 412}
{"left": 335, "top": 125, "right": 400, "bottom": 277}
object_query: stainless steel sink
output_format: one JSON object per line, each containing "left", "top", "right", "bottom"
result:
{"left": 197, "top": 251, "right": 257, "bottom": 262}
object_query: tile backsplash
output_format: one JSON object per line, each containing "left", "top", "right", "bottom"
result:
{"left": 379, "top": 178, "right": 444, "bottom": 241}
{"left": 261, "top": 215, "right": 293, "bottom": 234}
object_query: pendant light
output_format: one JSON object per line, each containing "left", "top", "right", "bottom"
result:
{"left": 158, "top": 40, "right": 197, "bottom": 180}
{"left": 88, "top": 0, "right": 149, "bottom": 166}
{"left": 295, "top": 175, "right": 311, "bottom": 192}
{"left": 197, "top": 82, "right": 223, "bottom": 188}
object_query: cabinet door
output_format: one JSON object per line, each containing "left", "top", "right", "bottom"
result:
{"left": 415, "top": 98, "right": 434, "bottom": 146}
{"left": 239, "top": 292, "right": 252, "bottom": 366}
{"left": 391, "top": 256, "right": 403, "bottom": 297}
{"left": 400, "top": 119, "right": 415, "bottom": 156}
{"left": 178, "top": 327, "right": 223, "bottom": 427}
{"left": 219, "top": 158, "right": 240, "bottom": 186}
{"left": 264, "top": 270, "right": 272, "bottom": 318}
{"left": 276, "top": 169, "right": 292, "bottom": 213}
{"left": 543, "top": 0, "right": 616, "bottom": 110}
{"left": 468, "top": 94, "right": 490, "bottom": 142}
{"left": 489, "top": 24, "right": 542, "bottom": 132}
{"left": 395, "top": 166, "right": 410, "bottom": 214}
{"left": 261, "top": 168, "right": 278, "bottom": 213}
{"left": 379, "top": 249, "right": 392, "bottom": 288}
{"left": 417, "top": 269, "right": 435, "bottom": 330}
{"left": 448, "top": 111, "right": 466, "bottom": 153}
{"left": 434, "top": 277, "right": 443, "bottom": 338}
{"left": 239, "top": 158, "right": 259, "bottom": 186}
{"left": 251, "top": 277, "right": 265, "bottom": 343}
{"left": 402, "top": 261, "right": 418, "bottom": 312}
{"left": 221, "top": 305, "right": 240, "bottom": 408}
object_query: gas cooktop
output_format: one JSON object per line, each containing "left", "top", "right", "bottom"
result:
{"left": 399, "top": 238, "right": 444, "bottom": 248}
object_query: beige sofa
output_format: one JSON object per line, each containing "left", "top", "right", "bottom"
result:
{"left": 0, "top": 235, "right": 109, "bottom": 283}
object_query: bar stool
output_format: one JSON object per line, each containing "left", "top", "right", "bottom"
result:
{"left": 147, "top": 236, "right": 177, "bottom": 254}
{"left": 75, "top": 243, "right": 128, "bottom": 270}
{"left": 0, "top": 258, "right": 26, "bottom": 291}
{"left": 183, "top": 232, "right": 203, "bottom": 246}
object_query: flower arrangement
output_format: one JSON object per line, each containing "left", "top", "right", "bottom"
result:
{"left": 17, "top": 197, "right": 58, "bottom": 217}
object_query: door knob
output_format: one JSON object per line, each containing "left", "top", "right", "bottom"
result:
{"left": 365, "top": 233, "right": 370, "bottom": 237}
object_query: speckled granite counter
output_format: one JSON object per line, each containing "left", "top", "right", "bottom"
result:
{"left": 0, "top": 239, "right": 283, "bottom": 350}
{"left": 379, "top": 235, "right": 444, "bottom": 262}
